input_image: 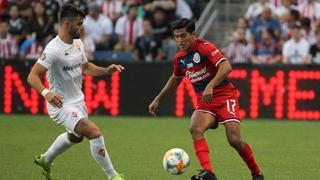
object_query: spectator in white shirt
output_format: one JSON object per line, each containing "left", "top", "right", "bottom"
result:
{"left": 84, "top": 2, "right": 113, "bottom": 50}
{"left": 279, "top": 9, "right": 300, "bottom": 41}
{"left": 245, "top": 0, "right": 275, "bottom": 21}
{"left": 274, "top": 0, "right": 292, "bottom": 17}
{"left": 114, "top": 3, "right": 143, "bottom": 52}
{"left": 283, "top": 22, "right": 310, "bottom": 64}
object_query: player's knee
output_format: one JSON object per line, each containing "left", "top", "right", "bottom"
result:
{"left": 87, "top": 126, "right": 102, "bottom": 139}
{"left": 228, "top": 135, "right": 242, "bottom": 149}
{"left": 77, "top": 119, "right": 102, "bottom": 139}
{"left": 189, "top": 126, "right": 204, "bottom": 138}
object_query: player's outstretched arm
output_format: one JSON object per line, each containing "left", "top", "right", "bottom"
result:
{"left": 27, "top": 63, "right": 47, "bottom": 93}
{"left": 202, "top": 60, "right": 232, "bottom": 104}
{"left": 148, "top": 75, "right": 182, "bottom": 116}
{"left": 82, "top": 62, "right": 124, "bottom": 76}
{"left": 27, "top": 63, "right": 63, "bottom": 108}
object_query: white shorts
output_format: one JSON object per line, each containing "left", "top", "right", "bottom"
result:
{"left": 48, "top": 103, "right": 88, "bottom": 137}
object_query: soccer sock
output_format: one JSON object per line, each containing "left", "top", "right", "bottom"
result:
{"left": 90, "top": 136, "right": 118, "bottom": 179}
{"left": 44, "top": 132, "right": 73, "bottom": 166}
{"left": 193, "top": 138, "right": 213, "bottom": 173}
{"left": 239, "top": 143, "right": 261, "bottom": 175}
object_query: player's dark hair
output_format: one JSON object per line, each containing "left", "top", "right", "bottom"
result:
{"left": 59, "top": 4, "right": 85, "bottom": 24}
{"left": 171, "top": 18, "right": 195, "bottom": 33}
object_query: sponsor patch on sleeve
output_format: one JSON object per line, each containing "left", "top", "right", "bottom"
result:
{"left": 40, "top": 53, "right": 46, "bottom": 60}
{"left": 211, "top": 49, "right": 220, "bottom": 56}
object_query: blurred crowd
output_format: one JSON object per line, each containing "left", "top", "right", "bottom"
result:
{"left": 225, "top": 0, "right": 320, "bottom": 64}
{"left": 0, "top": 0, "right": 200, "bottom": 62}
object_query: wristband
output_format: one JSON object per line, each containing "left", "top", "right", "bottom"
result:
{"left": 41, "top": 89, "right": 50, "bottom": 97}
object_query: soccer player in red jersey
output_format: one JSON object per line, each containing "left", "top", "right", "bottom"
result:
{"left": 149, "top": 18, "right": 264, "bottom": 180}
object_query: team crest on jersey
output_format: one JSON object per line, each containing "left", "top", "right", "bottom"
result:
{"left": 76, "top": 43, "right": 81, "bottom": 52}
{"left": 98, "top": 148, "right": 105, "bottom": 157}
{"left": 193, "top": 52, "right": 201, "bottom": 63}
{"left": 71, "top": 112, "right": 77, "bottom": 117}
{"left": 39, "top": 53, "right": 46, "bottom": 60}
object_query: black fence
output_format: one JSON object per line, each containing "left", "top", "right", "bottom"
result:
{"left": 0, "top": 60, "right": 319, "bottom": 120}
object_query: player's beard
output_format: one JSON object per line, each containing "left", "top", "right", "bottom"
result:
{"left": 69, "top": 27, "right": 80, "bottom": 39}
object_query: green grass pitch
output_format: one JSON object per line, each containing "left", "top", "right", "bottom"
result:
{"left": 0, "top": 115, "right": 319, "bottom": 180}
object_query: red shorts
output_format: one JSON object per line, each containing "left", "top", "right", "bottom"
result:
{"left": 195, "top": 85, "right": 241, "bottom": 124}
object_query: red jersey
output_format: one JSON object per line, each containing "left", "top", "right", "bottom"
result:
{"left": 173, "top": 38, "right": 234, "bottom": 95}
{"left": 173, "top": 39, "right": 241, "bottom": 123}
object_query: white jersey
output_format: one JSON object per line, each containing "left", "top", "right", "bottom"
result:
{"left": 36, "top": 36, "right": 88, "bottom": 107}
{"left": 282, "top": 38, "right": 310, "bottom": 64}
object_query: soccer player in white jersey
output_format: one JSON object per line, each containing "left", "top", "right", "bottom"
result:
{"left": 27, "top": 4, "right": 125, "bottom": 180}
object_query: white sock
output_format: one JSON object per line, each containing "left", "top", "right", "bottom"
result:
{"left": 90, "top": 136, "right": 118, "bottom": 179}
{"left": 44, "top": 132, "right": 73, "bottom": 165}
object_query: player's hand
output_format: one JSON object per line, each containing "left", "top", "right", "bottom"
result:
{"left": 45, "top": 92, "right": 63, "bottom": 108}
{"left": 106, "top": 64, "right": 124, "bottom": 74}
{"left": 201, "top": 87, "right": 213, "bottom": 104}
{"left": 148, "top": 99, "right": 160, "bottom": 116}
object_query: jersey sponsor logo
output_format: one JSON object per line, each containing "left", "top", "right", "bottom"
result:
{"left": 193, "top": 52, "right": 201, "bottom": 63}
{"left": 186, "top": 67, "right": 210, "bottom": 83}
{"left": 39, "top": 53, "right": 46, "bottom": 60}
{"left": 62, "top": 63, "right": 82, "bottom": 71}
{"left": 187, "top": 63, "right": 193, "bottom": 68}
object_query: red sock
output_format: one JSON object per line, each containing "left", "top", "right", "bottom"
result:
{"left": 193, "top": 138, "right": 213, "bottom": 173}
{"left": 239, "top": 143, "right": 261, "bottom": 175}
